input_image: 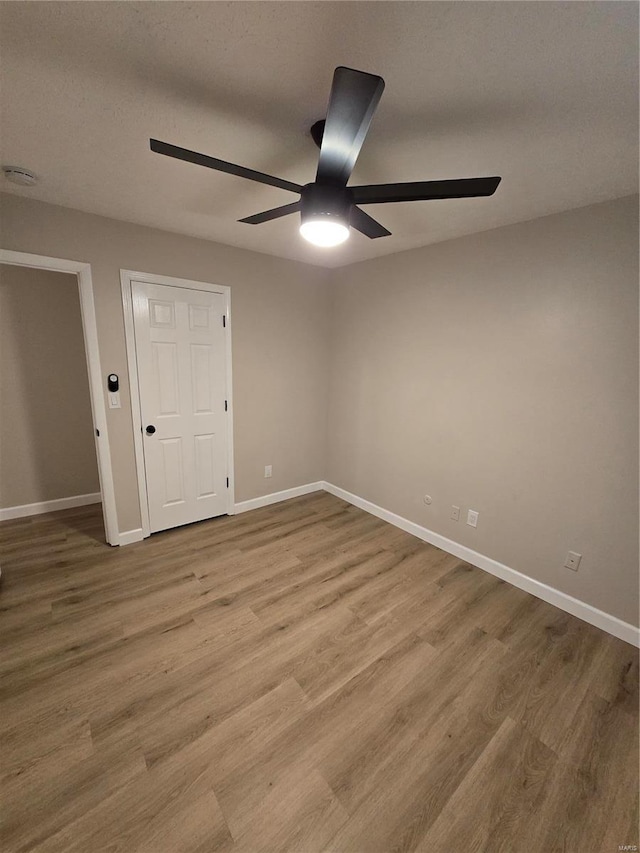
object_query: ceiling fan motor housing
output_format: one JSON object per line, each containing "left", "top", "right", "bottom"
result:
{"left": 300, "top": 183, "right": 351, "bottom": 226}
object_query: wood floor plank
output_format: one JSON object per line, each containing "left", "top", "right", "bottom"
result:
{"left": 319, "top": 628, "right": 509, "bottom": 815}
{"left": 0, "top": 496, "right": 637, "bottom": 852}
{"left": 143, "top": 677, "right": 310, "bottom": 776}
{"left": 325, "top": 705, "right": 504, "bottom": 853}
{"left": 30, "top": 752, "right": 231, "bottom": 853}
{"left": 2, "top": 732, "right": 148, "bottom": 853}
{"left": 211, "top": 631, "right": 435, "bottom": 838}
{"left": 226, "top": 764, "right": 349, "bottom": 851}
{"left": 526, "top": 690, "right": 640, "bottom": 853}
{"left": 413, "top": 715, "right": 558, "bottom": 853}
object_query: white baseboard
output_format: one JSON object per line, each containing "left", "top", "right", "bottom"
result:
{"left": 108, "top": 479, "right": 639, "bottom": 647}
{"left": 234, "top": 481, "right": 324, "bottom": 514}
{"left": 116, "top": 485, "right": 326, "bottom": 546}
{"left": 117, "top": 528, "right": 145, "bottom": 546}
{"left": 0, "top": 492, "right": 101, "bottom": 521}
{"left": 322, "top": 481, "right": 640, "bottom": 649}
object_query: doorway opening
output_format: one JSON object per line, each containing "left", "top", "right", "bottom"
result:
{"left": 0, "top": 250, "right": 118, "bottom": 545}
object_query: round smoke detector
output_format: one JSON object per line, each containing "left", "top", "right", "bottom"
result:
{"left": 3, "top": 166, "right": 38, "bottom": 186}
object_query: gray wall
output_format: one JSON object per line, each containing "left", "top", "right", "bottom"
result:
{"left": 0, "top": 194, "right": 332, "bottom": 532}
{"left": 0, "top": 265, "right": 100, "bottom": 507}
{"left": 327, "top": 196, "right": 639, "bottom": 626}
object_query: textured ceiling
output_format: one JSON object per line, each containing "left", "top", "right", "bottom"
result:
{"left": 0, "top": 2, "right": 637, "bottom": 268}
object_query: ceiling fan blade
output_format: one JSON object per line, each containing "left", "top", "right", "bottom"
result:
{"left": 239, "top": 201, "right": 301, "bottom": 225}
{"left": 150, "top": 139, "right": 303, "bottom": 195}
{"left": 316, "top": 67, "right": 385, "bottom": 187}
{"left": 350, "top": 206, "right": 391, "bottom": 239}
{"left": 350, "top": 176, "right": 502, "bottom": 205}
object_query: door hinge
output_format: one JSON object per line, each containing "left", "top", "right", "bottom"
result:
{"left": 226, "top": 477, "right": 229, "bottom": 488}
{"left": 222, "top": 314, "right": 226, "bottom": 328}
{"left": 224, "top": 400, "right": 228, "bottom": 412}
{"left": 96, "top": 428, "right": 100, "bottom": 437}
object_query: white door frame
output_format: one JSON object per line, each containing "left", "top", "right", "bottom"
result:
{"left": 120, "top": 269, "right": 235, "bottom": 539}
{"left": 0, "top": 249, "right": 119, "bottom": 545}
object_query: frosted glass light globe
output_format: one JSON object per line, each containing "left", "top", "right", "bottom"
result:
{"left": 300, "top": 219, "right": 349, "bottom": 247}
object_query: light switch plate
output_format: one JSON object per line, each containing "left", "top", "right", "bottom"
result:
{"left": 108, "top": 391, "right": 121, "bottom": 409}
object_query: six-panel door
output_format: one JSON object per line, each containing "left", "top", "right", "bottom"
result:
{"left": 132, "top": 281, "right": 228, "bottom": 533}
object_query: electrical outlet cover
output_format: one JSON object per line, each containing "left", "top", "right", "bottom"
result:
{"left": 564, "top": 551, "right": 582, "bottom": 571}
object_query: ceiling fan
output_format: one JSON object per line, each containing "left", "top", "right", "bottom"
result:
{"left": 150, "top": 66, "right": 501, "bottom": 248}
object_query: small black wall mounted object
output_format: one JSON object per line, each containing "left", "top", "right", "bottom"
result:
{"left": 108, "top": 374, "right": 119, "bottom": 393}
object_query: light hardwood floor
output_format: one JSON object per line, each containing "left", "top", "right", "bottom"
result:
{"left": 0, "top": 492, "right": 637, "bottom": 853}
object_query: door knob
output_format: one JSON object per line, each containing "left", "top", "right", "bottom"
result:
{"left": 145, "top": 425, "right": 156, "bottom": 435}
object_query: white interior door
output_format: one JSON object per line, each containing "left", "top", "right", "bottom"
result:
{"left": 132, "top": 280, "right": 229, "bottom": 533}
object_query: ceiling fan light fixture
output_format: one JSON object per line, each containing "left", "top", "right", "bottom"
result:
{"left": 299, "top": 183, "right": 350, "bottom": 247}
{"left": 300, "top": 217, "right": 349, "bottom": 247}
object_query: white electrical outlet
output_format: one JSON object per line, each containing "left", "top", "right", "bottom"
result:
{"left": 467, "top": 509, "right": 479, "bottom": 528}
{"left": 451, "top": 505, "right": 460, "bottom": 521}
{"left": 423, "top": 495, "right": 432, "bottom": 506}
{"left": 564, "top": 551, "right": 582, "bottom": 572}
{"left": 264, "top": 465, "right": 272, "bottom": 479}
